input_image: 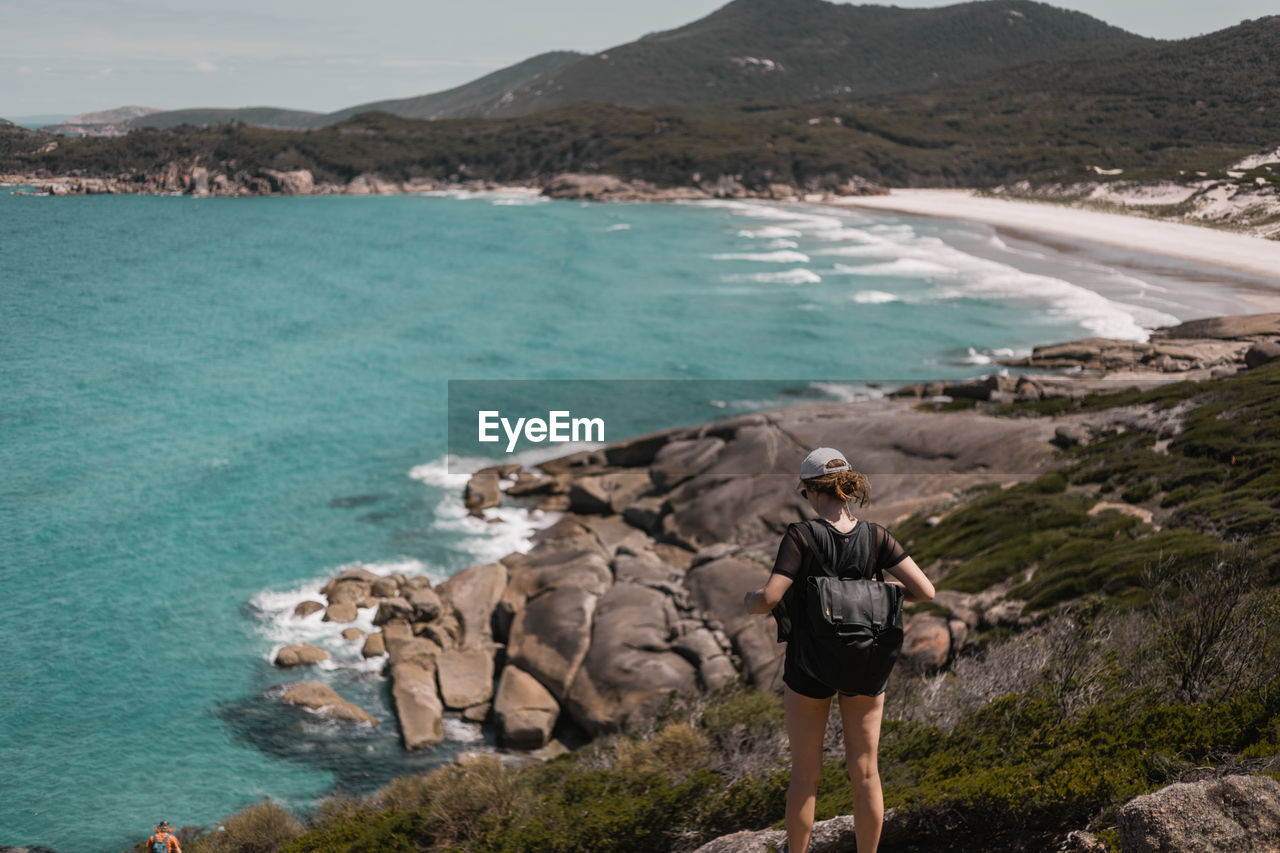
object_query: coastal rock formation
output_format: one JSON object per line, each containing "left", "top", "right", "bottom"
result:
{"left": 274, "top": 643, "right": 331, "bottom": 667}
{"left": 273, "top": 313, "right": 1272, "bottom": 755}
{"left": 494, "top": 665, "right": 560, "bottom": 748}
{"left": 994, "top": 315, "right": 1280, "bottom": 377}
{"left": 260, "top": 168, "right": 314, "bottom": 196}
{"left": 1117, "top": 774, "right": 1280, "bottom": 853}
{"left": 563, "top": 583, "right": 698, "bottom": 735}
{"left": 437, "top": 561, "right": 507, "bottom": 647}
{"left": 436, "top": 647, "right": 495, "bottom": 709}
{"left": 281, "top": 682, "right": 377, "bottom": 725}
{"left": 292, "top": 600, "right": 324, "bottom": 618}
{"left": 390, "top": 661, "right": 444, "bottom": 749}
{"left": 541, "top": 173, "right": 711, "bottom": 201}
{"left": 506, "top": 585, "right": 598, "bottom": 698}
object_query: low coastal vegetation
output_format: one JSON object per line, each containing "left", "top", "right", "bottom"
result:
{"left": 155, "top": 361, "right": 1280, "bottom": 852}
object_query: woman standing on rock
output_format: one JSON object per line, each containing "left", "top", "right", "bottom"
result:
{"left": 744, "top": 447, "right": 935, "bottom": 853}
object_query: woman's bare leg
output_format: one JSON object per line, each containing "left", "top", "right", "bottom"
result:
{"left": 838, "top": 692, "right": 885, "bottom": 853}
{"left": 784, "top": 686, "right": 832, "bottom": 853}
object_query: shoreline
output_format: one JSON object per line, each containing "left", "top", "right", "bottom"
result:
{"left": 10, "top": 168, "right": 1280, "bottom": 315}
{"left": 827, "top": 189, "right": 1280, "bottom": 311}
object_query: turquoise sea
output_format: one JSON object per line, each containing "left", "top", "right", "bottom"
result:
{"left": 0, "top": 188, "right": 1272, "bottom": 851}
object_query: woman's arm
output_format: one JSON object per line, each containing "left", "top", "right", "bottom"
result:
{"left": 744, "top": 572, "right": 794, "bottom": 614}
{"left": 745, "top": 526, "right": 803, "bottom": 614}
{"left": 885, "top": 555, "right": 935, "bottom": 604}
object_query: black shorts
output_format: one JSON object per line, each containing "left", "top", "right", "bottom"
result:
{"left": 782, "top": 642, "right": 887, "bottom": 700}
{"left": 783, "top": 642, "right": 838, "bottom": 699}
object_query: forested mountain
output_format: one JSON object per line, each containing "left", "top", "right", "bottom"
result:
{"left": 127, "top": 52, "right": 585, "bottom": 131}
{"left": 118, "top": 0, "right": 1143, "bottom": 132}
{"left": 453, "top": 0, "right": 1148, "bottom": 117}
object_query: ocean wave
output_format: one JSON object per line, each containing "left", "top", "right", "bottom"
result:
{"left": 723, "top": 268, "right": 821, "bottom": 285}
{"left": 737, "top": 226, "right": 802, "bottom": 239}
{"left": 605, "top": 223, "right": 631, "bottom": 231}
{"left": 763, "top": 239, "right": 800, "bottom": 249}
{"left": 850, "top": 290, "right": 901, "bottom": 304}
{"left": 711, "top": 250, "right": 811, "bottom": 263}
{"left": 808, "top": 381, "right": 887, "bottom": 402}
{"left": 805, "top": 227, "right": 884, "bottom": 243}
{"left": 817, "top": 244, "right": 897, "bottom": 258}
{"left": 837, "top": 259, "right": 954, "bottom": 277}
{"left": 957, "top": 346, "right": 1020, "bottom": 365}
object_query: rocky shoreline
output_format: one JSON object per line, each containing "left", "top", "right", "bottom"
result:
{"left": 0, "top": 168, "right": 886, "bottom": 202}
{"left": 272, "top": 312, "right": 1280, "bottom": 758}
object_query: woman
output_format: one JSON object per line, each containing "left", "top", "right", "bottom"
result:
{"left": 744, "top": 447, "right": 935, "bottom": 853}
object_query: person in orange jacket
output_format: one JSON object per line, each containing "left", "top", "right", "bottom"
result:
{"left": 147, "top": 821, "right": 182, "bottom": 853}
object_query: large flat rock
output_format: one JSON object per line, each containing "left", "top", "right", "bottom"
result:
{"left": 564, "top": 583, "right": 697, "bottom": 735}
{"left": 505, "top": 585, "right": 598, "bottom": 699}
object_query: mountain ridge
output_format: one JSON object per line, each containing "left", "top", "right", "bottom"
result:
{"left": 114, "top": 0, "right": 1146, "bottom": 132}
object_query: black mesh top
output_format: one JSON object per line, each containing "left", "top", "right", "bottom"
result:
{"left": 769, "top": 518, "right": 911, "bottom": 644}
{"left": 769, "top": 518, "right": 909, "bottom": 581}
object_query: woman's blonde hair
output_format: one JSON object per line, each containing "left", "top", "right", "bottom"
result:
{"left": 801, "top": 461, "right": 871, "bottom": 507}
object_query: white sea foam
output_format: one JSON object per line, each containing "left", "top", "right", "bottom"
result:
{"left": 851, "top": 290, "right": 901, "bottom": 304}
{"left": 837, "top": 259, "right": 954, "bottom": 277}
{"left": 723, "top": 268, "right": 821, "bottom": 285}
{"left": 711, "top": 250, "right": 811, "bottom": 263}
{"left": 818, "top": 244, "right": 897, "bottom": 258}
{"left": 606, "top": 223, "right": 631, "bottom": 231}
{"left": 806, "top": 227, "right": 884, "bottom": 243}
{"left": 250, "top": 557, "right": 438, "bottom": 667}
{"left": 710, "top": 198, "right": 1182, "bottom": 339}
{"left": 809, "top": 381, "right": 887, "bottom": 402}
{"left": 958, "top": 346, "right": 1019, "bottom": 365}
{"left": 443, "top": 717, "right": 485, "bottom": 743}
{"left": 411, "top": 454, "right": 562, "bottom": 563}
{"left": 737, "top": 226, "right": 803, "bottom": 239}
{"left": 763, "top": 239, "right": 800, "bottom": 249}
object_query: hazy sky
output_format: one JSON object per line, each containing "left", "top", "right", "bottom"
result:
{"left": 4, "top": 0, "right": 1275, "bottom": 119}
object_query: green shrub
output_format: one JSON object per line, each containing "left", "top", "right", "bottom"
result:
{"left": 192, "top": 800, "right": 303, "bottom": 853}
{"left": 1121, "top": 480, "right": 1156, "bottom": 503}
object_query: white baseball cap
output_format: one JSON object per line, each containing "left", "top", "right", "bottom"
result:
{"left": 799, "top": 447, "right": 850, "bottom": 481}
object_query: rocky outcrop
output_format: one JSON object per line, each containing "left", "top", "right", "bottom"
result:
{"left": 260, "top": 168, "right": 314, "bottom": 196}
{"left": 266, "top": 313, "right": 1271, "bottom": 755}
{"left": 281, "top": 682, "right": 377, "bottom": 725}
{"left": 436, "top": 646, "right": 495, "bottom": 710}
{"left": 900, "top": 613, "right": 952, "bottom": 670}
{"left": 691, "top": 810, "right": 909, "bottom": 853}
{"left": 686, "top": 556, "right": 783, "bottom": 690}
{"left": 292, "top": 600, "right": 324, "bottom": 618}
{"left": 494, "top": 665, "right": 560, "bottom": 748}
{"left": 390, "top": 661, "right": 444, "bottom": 750}
{"left": 506, "top": 586, "right": 598, "bottom": 699}
{"left": 274, "top": 643, "right": 331, "bottom": 667}
{"left": 994, "top": 316, "right": 1279, "bottom": 379}
{"left": 1117, "top": 774, "right": 1280, "bottom": 853}
{"left": 437, "top": 561, "right": 507, "bottom": 647}
{"left": 564, "top": 583, "right": 698, "bottom": 735}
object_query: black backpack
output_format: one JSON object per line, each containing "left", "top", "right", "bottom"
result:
{"left": 785, "top": 519, "right": 905, "bottom": 696}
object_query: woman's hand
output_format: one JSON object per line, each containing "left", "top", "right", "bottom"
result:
{"left": 745, "top": 574, "right": 794, "bottom": 614}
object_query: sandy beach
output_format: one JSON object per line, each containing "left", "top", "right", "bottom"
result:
{"left": 829, "top": 189, "right": 1280, "bottom": 312}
